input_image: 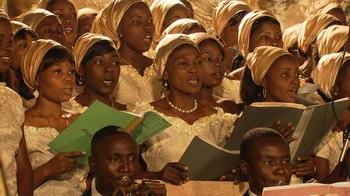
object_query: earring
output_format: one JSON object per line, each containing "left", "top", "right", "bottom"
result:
{"left": 77, "top": 75, "right": 85, "bottom": 86}
{"left": 263, "top": 88, "right": 267, "bottom": 98}
{"left": 119, "top": 33, "right": 123, "bottom": 38}
{"left": 163, "top": 80, "right": 168, "bottom": 88}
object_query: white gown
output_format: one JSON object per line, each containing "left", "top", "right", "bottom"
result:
{"left": 0, "top": 82, "right": 24, "bottom": 196}
{"left": 131, "top": 102, "right": 237, "bottom": 172}
{"left": 112, "top": 65, "right": 162, "bottom": 107}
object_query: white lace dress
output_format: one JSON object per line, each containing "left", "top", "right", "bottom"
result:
{"left": 0, "top": 83, "right": 24, "bottom": 196}
{"left": 112, "top": 65, "right": 162, "bottom": 106}
{"left": 131, "top": 102, "right": 237, "bottom": 172}
{"left": 24, "top": 113, "right": 89, "bottom": 195}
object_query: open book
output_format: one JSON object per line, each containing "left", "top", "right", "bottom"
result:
{"left": 224, "top": 98, "right": 350, "bottom": 161}
{"left": 179, "top": 136, "right": 240, "bottom": 181}
{"left": 262, "top": 182, "right": 350, "bottom": 196}
{"left": 48, "top": 101, "right": 171, "bottom": 164}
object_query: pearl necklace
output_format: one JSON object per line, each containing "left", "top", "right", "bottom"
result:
{"left": 166, "top": 96, "right": 198, "bottom": 114}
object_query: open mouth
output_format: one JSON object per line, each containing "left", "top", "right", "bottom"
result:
{"left": 63, "top": 87, "right": 73, "bottom": 95}
{"left": 65, "top": 27, "right": 73, "bottom": 34}
{"left": 103, "top": 79, "right": 114, "bottom": 87}
{"left": 143, "top": 35, "right": 152, "bottom": 43}
{"left": 188, "top": 76, "right": 200, "bottom": 86}
{"left": 287, "top": 89, "right": 298, "bottom": 98}
{"left": 0, "top": 56, "right": 11, "bottom": 63}
{"left": 211, "top": 70, "right": 223, "bottom": 79}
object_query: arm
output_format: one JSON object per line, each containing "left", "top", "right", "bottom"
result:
{"left": 16, "top": 125, "right": 33, "bottom": 196}
{"left": 314, "top": 156, "right": 330, "bottom": 181}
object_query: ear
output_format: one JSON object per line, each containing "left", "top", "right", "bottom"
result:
{"left": 241, "top": 160, "right": 250, "bottom": 178}
{"left": 332, "top": 85, "right": 340, "bottom": 98}
{"left": 78, "top": 67, "right": 85, "bottom": 77}
{"left": 88, "top": 156, "right": 97, "bottom": 172}
{"left": 261, "top": 77, "right": 268, "bottom": 89}
{"left": 34, "top": 76, "right": 40, "bottom": 89}
{"left": 162, "top": 70, "right": 169, "bottom": 81}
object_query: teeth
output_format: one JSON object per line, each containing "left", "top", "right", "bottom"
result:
{"left": 145, "top": 35, "right": 151, "bottom": 39}
{"left": 103, "top": 80, "right": 112, "bottom": 86}
{"left": 188, "top": 79, "right": 199, "bottom": 84}
{"left": 1, "top": 56, "right": 10, "bottom": 62}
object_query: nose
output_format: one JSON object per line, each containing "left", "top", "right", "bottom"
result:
{"left": 63, "top": 19, "right": 73, "bottom": 27}
{"left": 272, "top": 162, "right": 287, "bottom": 176}
{"left": 119, "top": 158, "right": 131, "bottom": 173}
{"left": 64, "top": 72, "right": 74, "bottom": 83}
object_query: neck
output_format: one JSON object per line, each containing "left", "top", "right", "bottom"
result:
{"left": 79, "top": 88, "right": 112, "bottom": 106}
{"left": 7, "top": 68, "right": 19, "bottom": 92}
{"left": 119, "top": 43, "right": 150, "bottom": 73}
{"left": 95, "top": 178, "right": 113, "bottom": 196}
{"left": 167, "top": 89, "right": 197, "bottom": 110}
{"left": 33, "top": 95, "right": 63, "bottom": 118}
{"left": 198, "top": 86, "right": 216, "bottom": 107}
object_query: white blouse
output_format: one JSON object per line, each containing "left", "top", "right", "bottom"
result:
{"left": 131, "top": 102, "right": 237, "bottom": 172}
{"left": 0, "top": 83, "right": 24, "bottom": 196}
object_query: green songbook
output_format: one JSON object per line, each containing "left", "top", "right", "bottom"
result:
{"left": 224, "top": 98, "right": 350, "bottom": 162}
{"left": 179, "top": 136, "right": 240, "bottom": 181}
{"left": 48, "top": 101, "right": 171, "bottom": 164}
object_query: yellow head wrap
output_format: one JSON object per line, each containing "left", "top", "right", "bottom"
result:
{"left": 297, "top": 13, "right": 340, "bottom": 54}
{"left": 73, "top": 33, "right": 117, "bottom": 72}
{"left": 246, "top": 46, "right": 293, "bottom": 86}
{"left": 238, "top": 10, "right": 277, "bottom": 59}
{"left": 212, "top": 0, "right": 251, "bottom": 38}
{"left": 21, "top": 39, "right": 63, "bottom": 91}
{"left": 77, "top": 8, "right": 98, "bottom": 20}
{"left": 316, "top": 25, "right": 349, "bottom": 57}
{"left": 311, "top": 52, "right": 350, "bottom": 99}
{"left": 282, "top": 23, "right": 301, "bottom": 50}
{"left": 34, "top": 0, "right": 76, "bottom": 10}
{"left": 150, "top": 0, "right": 186, "bottom": 45}
{"left": 11, "top": 21, "right": 37, "bottom": 37}
{"left": 189, "top": 32, "right": 223, "bottom": 48}
{"left": 153, "top": 33, "right": 198, "bottom": 79}
{"left": 162, "top": 18, "right": 203, "bottom": 36}
{"left": 92, "top": 0, "right": 143, "bottom": 43}
{"left": 308, "top": 1, "right": 343, "bottom": 16}
{"left": 20, "top": 8, "right": 59, "bottom": 31}
{"left": 0, "top": 10, "right": 9, "bottom": 20}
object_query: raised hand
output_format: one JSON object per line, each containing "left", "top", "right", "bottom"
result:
{"left": 271, "top": 120, "right": 296, "bottom": 143}
{"left": 158, "top": 162, "right": 189, "bottom": 185}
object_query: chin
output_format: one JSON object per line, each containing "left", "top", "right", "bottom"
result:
{"left": 0, "top": 64, "right": 10, "bottom": 72}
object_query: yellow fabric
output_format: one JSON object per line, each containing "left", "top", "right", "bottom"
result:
{"left": 33, "top": 0, "right": 76, "bottom": 9}
{"left": 246, "top": 46, "right": 292, "bottom": 86}
{"left": 91, "top": 0, "right": 143, "bottom": 43}
{"left": 316, "top": 25, "right": 349, "bottom": 57}
{"left": 297, "top": 13, "right": 340, "bottom": 54}
{"left": 20, "top": 8, "right": 58, "bottom": 31}
{"left": 308, "top": 1, "right": 342, "bottom": 16}
{"left": 21, "top": 39, "right": 63, "bottom": 91}
{"left": 153, "top": 33, "right": 198, "bottom": 79}
{"left": 11, "top": 21, "right": 36, "bottom": 36}
{"left": 311, "top": 52, "right": 350, "bottom": 99}
{"left": 189, "top": 32, "right": 223, "bottom": 48}
{"left": 162, "top": 18, "right": 202, "bottom": 36}
{"left": 150, "top": 0, "right": 185, "bottom": 45}
{"left": 77, "top": 8, "right": 98, "bottom": 20}
{"left": 238, "top": 10, "right": 277, "bottom": 59}
{"left": 0, "top": 10, "right": 9, "bottom": 20}
{"left": 282, "top": 23, "right": 301, "bottom": 50}
{"left": 73, "top": 32, "right": 117, "bottom": 72}
{"left": 212, "top": 0, "right": 251, "bottom": 38}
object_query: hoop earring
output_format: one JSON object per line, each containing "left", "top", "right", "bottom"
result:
{"left": 263, "top": 88, "right": 267, "bottom": 98}
{"left": 163, "top": 80, "right": 168, "bottom": 88}
{"left": 119, "top": 33, "right": 123, "bottom": 38}
{"left": 77, "top": 75, "right": 85, "bottom": 86}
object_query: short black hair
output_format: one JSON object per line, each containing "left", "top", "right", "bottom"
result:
{"left": 38, "top": 46, "right": 74, "bottom": 73}
{"left": 91, "top": 125, "right": 135, "bottom": 156}
{"left": 240, "top": 127, "right": 285, "bottom": 162}
{"left": 80, "top": 40, "right": 116, "bottom": 68}
{"left": 250, "top": 16, "right": 280, "bottom": 38}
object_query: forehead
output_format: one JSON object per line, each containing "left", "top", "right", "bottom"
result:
{"left": 0, "top": 18, "right": 12, "bottom": 34}
{"left": 97, "top": 135, "right": 137, "bottom": 154}
{"left": 270, "top": 55, "right": 298, "bottom": 71}
{"left": 170, "top": 44, "right": 198, "bottom": 58}
{"left": 39, "top": 16, "right": 61, "bottom": 27}
{"left": 254, "top": 20, "right": 281, "bottom": 33}
{"left": 250, "top": 136, "right": 290, "bottom": 160}
{"left": 198, "top": 39, "right": 222, "bottom": 54}
{"left": 124, "top": 2, "right": 151, "bottom": 17}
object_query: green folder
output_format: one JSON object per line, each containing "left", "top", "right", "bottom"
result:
{"left": 48, "top": 101, "right": 171, "bottom": 164}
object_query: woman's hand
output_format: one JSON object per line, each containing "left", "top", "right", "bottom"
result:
{"left": 46, "top": 151, "right": 85, "bottom": 177}
{"left": 219, "top": 164, "right": 244, "bottom": 184}
{"left": 271, "top": 121, "right": 296, "bottom": 143}
{"left": 157, "top": 162, "right": 189, "bottom": 185}
{"left": 293, "top": 156, "right": 315, "bottom": 178}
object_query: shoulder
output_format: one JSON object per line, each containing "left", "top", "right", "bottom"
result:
{"left": 219, "top": 101, "right": 244, "bottom": 115}
{"left": 1, "top": 85, "right": 24, "bottom": 123}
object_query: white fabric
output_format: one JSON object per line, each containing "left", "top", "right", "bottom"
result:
{"left": 0, "top": 83, "right": 24, "bottom": 196}
{"left": 213, "top": 77, "right": 242, "bottom": 103}
{"left": 131, "top": 102, "right": 237, "bottom": 172}
{"left": 63, "top": 98, "right": 88, "bottom": 114}
{"left": 91, "top": 178, "right": 102, "bottom": 196}
{"left": 24, "top": 125, "right": 89, "bottom": 195}
{"left": 249, "top": 190, "right": 258, "bottom": 196}
{"left": 112, "top": 65, "right": 162, "bottom": 106}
